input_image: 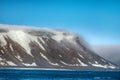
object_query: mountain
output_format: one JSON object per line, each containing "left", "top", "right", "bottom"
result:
{"left": 0, "top": 24, "right": 118, "bottom": 70}
{"left": 92, "top": 45, "right": 120, "bottom": 66}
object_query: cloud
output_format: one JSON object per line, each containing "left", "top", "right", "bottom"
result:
{"left": 0, "top": 24, "right": 38, "bottom": 30}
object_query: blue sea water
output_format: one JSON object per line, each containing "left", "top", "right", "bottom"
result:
{"left": 0, "top": 69, "right": 119, "bottom": 80}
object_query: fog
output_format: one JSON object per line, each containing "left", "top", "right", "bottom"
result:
{"left": 93, "top": 45, "right": 120, "bottom": 66}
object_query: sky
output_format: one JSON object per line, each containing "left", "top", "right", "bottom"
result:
{"left": 0, "top": 0, "right": 120, "bottom": 45}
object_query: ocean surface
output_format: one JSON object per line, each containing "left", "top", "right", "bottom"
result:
{"left": 0, "top": 68, "right": 120, "bottom": 80}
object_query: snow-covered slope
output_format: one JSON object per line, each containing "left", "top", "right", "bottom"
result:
{"left": 0, "top": 24, "right": 118, "bottom": 70}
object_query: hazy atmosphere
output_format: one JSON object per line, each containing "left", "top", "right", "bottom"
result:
{"left": 0, "top": 0, "right": 120, "bottom": 79}
{"left": 0, "top": 0, "right": 120, "bottom": 45}
{"left": 0, "top": 0, "right": 120, "bottom": 67}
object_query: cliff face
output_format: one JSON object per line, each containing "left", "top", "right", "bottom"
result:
{"left": 0, "top": 24, "right": 118, "bottom": 70}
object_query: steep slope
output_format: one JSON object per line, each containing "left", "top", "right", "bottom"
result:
{"left": 93, "top": 45, "right": 120, "bottom": 66}
{"left": 0, "top": 24, "right": 118, "bottom": 70}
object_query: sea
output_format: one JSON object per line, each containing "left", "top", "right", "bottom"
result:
{"left": 0, "top": 68, "right": 120, "bottom": 80}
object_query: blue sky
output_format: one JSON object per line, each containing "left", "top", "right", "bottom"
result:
{"left": 0, "top": 0, "right": 120, "bottom": 45}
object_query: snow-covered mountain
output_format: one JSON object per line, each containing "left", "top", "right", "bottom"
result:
{"left": 0, "top": 24, "right": 118, "bottom": 70}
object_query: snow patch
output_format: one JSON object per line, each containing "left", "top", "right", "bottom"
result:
{"left": 59, "top": 55, "right": 62, "bottom": 57}
{"left": 0, "top": 62, "right": 6, "bottom": 65}
{"left": 34, "top": 38, "right": 46, "bottom": 51}
{"left": 40, "top": 52, "right": 49, "bottom": 61}
{"left": 60, "top": 61, "right": 68, "bottom": 65}
{"left": 78, "top": 54, "right": 84, "bottom": 59}
{"left": 60, "top": 60, "right": 87, "bottom": 67}
{"left": 107, "top": 65, "right": 116, "bottom": 69}
{"left": 91, "top": 63, "right": 116, "bottom": 69}
{"left": 3, "top": 30, "right": 46, "bottom": 56}
{"left": 95, "top": 61, "right": 98, "bottom": 64}
{"left": 7, "top": 30, "right": 32, "bottom": 56}
{"left": 23, "top": 63, "right": 37, "bottom": 66}
{"left": 0, "top": 34, "right": 7, "bottom": 47}
{"left": 101, "top": 59, "right": 106, "bottom": 63}
{"left": 0, "top": 57, "right": 2, "bottom": 60}
{"left": 92, "top": 64, "right": 107, "bottom": 68}
{"left": 0, "top": 50, "right": 4, "bottom": 54}
{"left": 77, "top": 58, "right": 88, "bottom": 66}
{"left": 52, "top": 31, "right": 76, "bottom": 44}
{"left": 15, "top": 55, "right": 23, "bottom": 62}
{"left": 39, "top": 52, "right": 59, "bottom": 66}
{"left": 9, "top": 44, "right": 14, "bottom": 51}
{"left": 39, "top": 37, "right": 45, "bottom": 44}
{"left": 48, "top": 62, "right": 59, "bottom": 66}
{"left": 7, "top": 61, "right": 16, "bottom": 66}
{"left": 66, "top": 47, "right": 70, "bottom": 50}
